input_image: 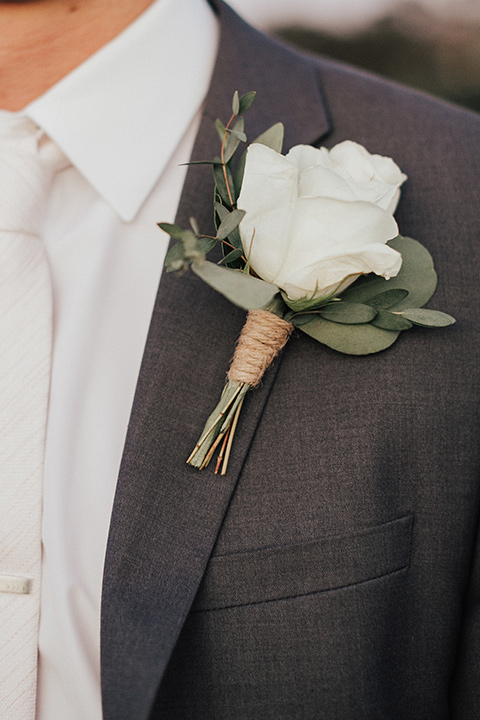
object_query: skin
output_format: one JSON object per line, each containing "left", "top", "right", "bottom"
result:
{"left": 0, "top": 0, "right": 156, "bottom": 110}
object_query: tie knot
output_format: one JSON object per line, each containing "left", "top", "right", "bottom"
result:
{"left": 0, "top": 112, "right": 70, "bottom": 237}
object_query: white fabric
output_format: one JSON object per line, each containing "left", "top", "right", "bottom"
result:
{"left": 0, "top": 117, "right": 69, "bottom": 719}
{"left": 0, "top": 0, "right": 219, "bottom": 718}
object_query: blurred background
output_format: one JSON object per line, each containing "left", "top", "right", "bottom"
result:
{"left": 227, "top": 0, "right": 480, "bottom": 112}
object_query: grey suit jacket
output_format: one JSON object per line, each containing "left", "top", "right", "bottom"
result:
{"left": 100, "top": 2, "right": 480, "bottom": 718}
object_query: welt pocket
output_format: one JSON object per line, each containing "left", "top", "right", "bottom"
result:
{"left": 192, "top": 514, "right": 413, "bottom": 612}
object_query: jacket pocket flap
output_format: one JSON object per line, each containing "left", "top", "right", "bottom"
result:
{"left": 192, "top": 514, "right": 413, "bottom": 611}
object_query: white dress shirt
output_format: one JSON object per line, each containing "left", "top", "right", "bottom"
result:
{"left": 1, "top": 0, "right": 219, "bottom": 717}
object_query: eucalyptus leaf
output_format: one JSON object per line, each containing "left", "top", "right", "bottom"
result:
{"left": 192, "top": 261, "right": 279, "bottom": 311}
{"left": 197, "top": 237, "right": 216, "bottom": 255}
{"left": 164, "top": 231, "right": 213, "bottom": 273}
{"left": 189, "top": 216, "right": 200, "bottom": 236}
{"left": 234, "top": 152, "right": 247, "bottom": 195}
{"left": 179, "top": 229, "right": 204, "bottom": 262}
{"left": 232, "top": 90, "right": 240, "bottom": 116}
{"left": 299, "top": 315, "right": 400, "bottom": 355}
{"left": 215, "top": 206, "right": 243, "bottom": 260}
{"left": 157, "top": 222, "right": 184, "bottom": 240}
{"left": 214, "top": 201, "right": 229, "bottom": 217}
{"left": 228, "top": 128, "right": 247, "bottom": 143}
{"left": 340, "top": 236, "right": 437, "bottom": 311}
{"left": 219, "top": 223, "right": 243, "bottom": 261}
{"left": 223, "top": 227, "right": 243, "bottom": 252}
{"left": 215, "top": 119, "right": 226, "bottom": 143}
{"left": 214, "top": 201, "right": 229, "bottom": 230}
{"left": 370, "top": 309, "right": 413, "bottom": 331}
{"left": 218, "top": 248, "right": 244, "bottom": 266}
{"left": 365, "top": 288, "right": 409, "bottom": 310}
{"left": 224, "top": 118, "right": 245, "bottom": 164}
{"left": 164, "top": 241, "right": 185, "bottom": 272}
{"left": 319, "top": 302, "right": 377, "bottom": 324}
{"left": 166, "top": 259, "right": 185, "bottom": 273}
{"left": 217, "top": 209, "right": 246, "bottom": 241}
{"left": 252, "top": 122, "right": 284, "bottom": 153}
{"left": 291, "top": 313, "right": 318, "bottom": 327}
{"left": 181, "top": 160, "right": 223, "bottom": 166}
{"left": 238, "top": 91, "right": 256, "bottom": 115}
{"left": 401, "top": 308, "right": 456, "bottom": 327}
{"left": 223, "top": 135, "right": 241, "bottom": 165}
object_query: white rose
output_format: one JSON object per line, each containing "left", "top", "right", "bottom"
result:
{"left": 237, "top": 140, "right": 407, "bottom": 308}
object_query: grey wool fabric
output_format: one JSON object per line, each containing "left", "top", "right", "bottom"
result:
{"left": 100, "top": 1, "right": 480, "bottom": 718}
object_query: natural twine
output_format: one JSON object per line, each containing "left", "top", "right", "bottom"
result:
{"left": 227, "top": 309, "right": 293, "bottom": 387}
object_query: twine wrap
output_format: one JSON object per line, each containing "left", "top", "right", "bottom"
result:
{"left": 227, "top": 309, "right": 294, "bottom": 387}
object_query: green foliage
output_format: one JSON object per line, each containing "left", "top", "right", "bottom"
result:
{"left": 290, "top": 313, "right": 318, "bottom": 327}
{"left": 157, "top": 222, "right": 185, "bottom": 240}
{"left": 223, "top": 118, "right": 246, "bottom": 163}
{"left": 163, "top": 240, "right": 185, "bottom": 272}
{"left": 189, "top": 216, "right": 200, "bottom": 236}
{"left": 251, "top": 122, "right": 284, "bottom": 153}
{"left": 401, "top": 308, "right": 456, "bottom": 327}
{"left": 296, "top": 235, "right": 453, "bottom": 354}
{"left": 217, "top": 209, "right": 246, "bottom": 241}
{"left": 300, "top": 316, "right": 400, "bottom": 355}
{"left": 232, "top": 90, "right": 240, "bottom": 116}
{"left": 340, "top": 236, "right": 437, "bottom": 310}
{"left": 319, "top": 302, "right": 377, "bottom": 324}
{"left": 213, "top": 162, "right": 236, "bottom": 206}
{"left": 371, "top": 309, "right": 413, "bottom": 331}
{"left": 364, "top": 288, "right": 409, "bottom": 309}
{"left": 161, "top": 214, "right": 217, "bottom": 273}
{"left": 238, "top": 91, "right": 257, "bottom": 115}
{"left": 218, "top": 248, "right": 244, "bottom": 266}
{"left": 215, "top": 119, "right": 226, "bottom": 143}
{"left": 192, "top": 261, "right": 279, "bottom": 311}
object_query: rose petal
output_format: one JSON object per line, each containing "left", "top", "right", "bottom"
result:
{"left": 285, "top": 144, "right": 330, "bottom": 173}
{"left": 238, "top": 144, "right": 299, "bottom": 280}
{"left": 282, "top": 243, "right": 402, "bottom": 301}
{"left": 298, "top": 165, "right": 358, "bottom": 202}
{"left": 271, "top": 197, "right": 399, "bottom": 293}
{"left": 328, "top": 141, "right": 407, "bottom": 211}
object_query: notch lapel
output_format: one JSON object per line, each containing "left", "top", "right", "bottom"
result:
{"left": 101, "top": 3, "right": 331, "bottom": 719}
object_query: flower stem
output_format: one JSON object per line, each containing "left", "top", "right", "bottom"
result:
{"left": 200, "top": 430, "right": 226, "bottom": 470}
{"left": 221, "top": 114, "right": 236, "bottom": 208}
{"left": 214, "top": 430, "right": 231, "bottom": 474}
{"left": 220, "top": 394, "right": 245, "bottom": 476}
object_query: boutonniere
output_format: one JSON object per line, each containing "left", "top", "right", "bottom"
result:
{"left": 160, "top": 91, "right": 455, "bottom": 475}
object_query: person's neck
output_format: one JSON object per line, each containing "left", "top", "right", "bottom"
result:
{"left": 0, "top": 0, "right": 155, "bottom": 111}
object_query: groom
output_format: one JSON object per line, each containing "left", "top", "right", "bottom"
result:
{"left": 1, "top": 0, "right": 480, "bottom": 719}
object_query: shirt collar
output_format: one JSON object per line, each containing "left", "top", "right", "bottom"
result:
{"left": 25, "top": 0, "right": 219, "bottom": 222}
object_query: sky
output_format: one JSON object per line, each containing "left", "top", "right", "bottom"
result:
{"left": 227, "top": 0, "right": 480, "bottom": 33}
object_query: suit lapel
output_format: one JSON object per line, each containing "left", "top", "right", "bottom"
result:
{"left": 101, "top": 3, "right": 331, "bottom": 719}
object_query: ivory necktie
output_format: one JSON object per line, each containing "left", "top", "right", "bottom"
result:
{"left": 0, "top": 115, "right": 68, "bottom": 719}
